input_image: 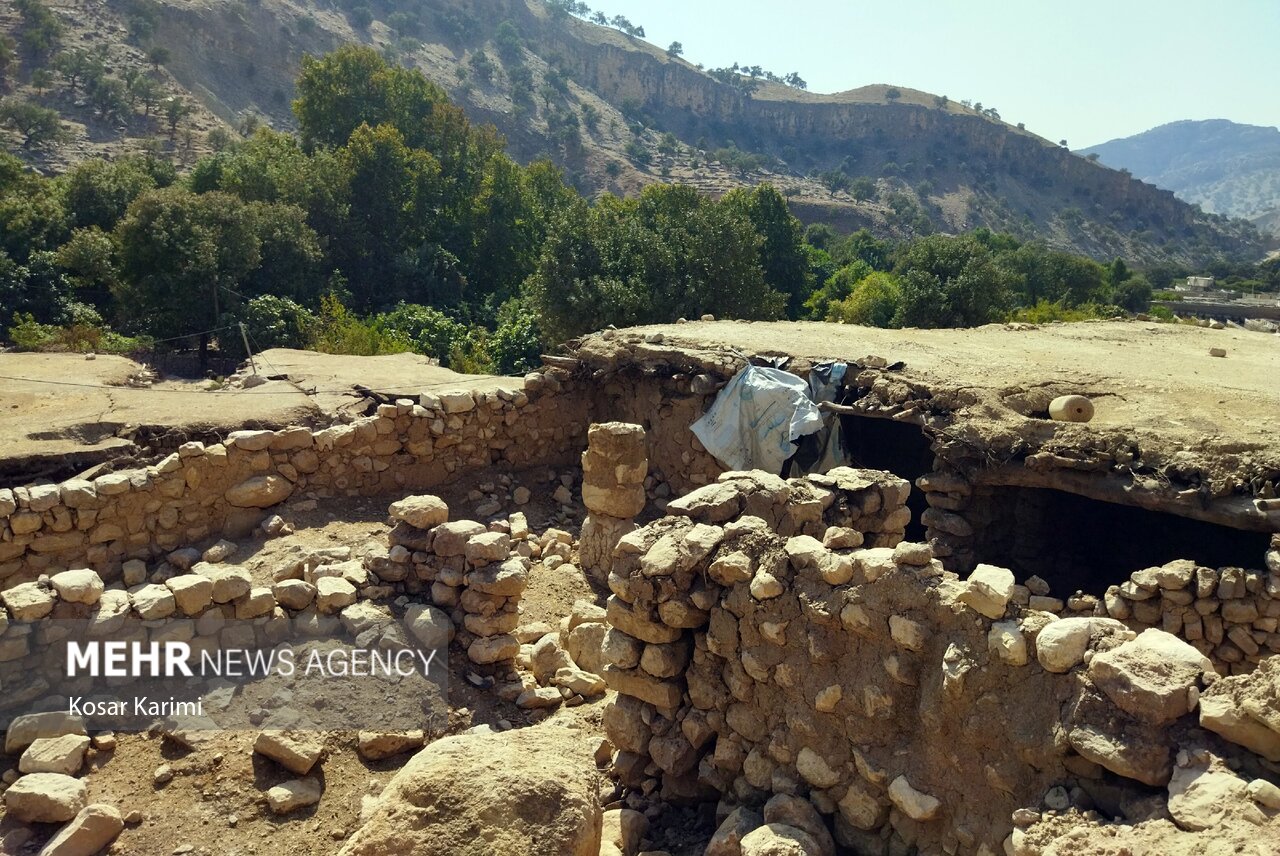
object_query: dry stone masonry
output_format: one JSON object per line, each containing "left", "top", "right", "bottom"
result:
{"left": 0, "top": 369, "right": 588, "bottom": 586}
{"left": 0, "top": 331, "right": 1278, "bottom": 855}
{"left": 580, "top": 422, "right": 649, "bottom": 582}
{"left": 599, "top": 469, "right": 1280, "bottom": 855}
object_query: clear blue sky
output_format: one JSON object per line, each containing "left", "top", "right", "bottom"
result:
{"left": 597, "top": 0, "right": 1280, "bottom": 146}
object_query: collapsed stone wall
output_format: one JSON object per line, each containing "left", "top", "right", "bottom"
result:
{"left": 0, "top": 372, "right": 589, "bottom": 587}
{"left": 0, "top": 492, "right": 546, "bottom": 720}
{"left": 600, "top": 470, "right": 1280, "bottom": 855}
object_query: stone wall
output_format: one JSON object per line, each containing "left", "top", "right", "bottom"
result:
{"left": 599, "top": 470, "right": 1280, "bottom": 855}
{"left": 0, "top": 371, "right": 589, "bottom": 587}
{"left": 585, "top": 372, "right": 726, "bottom": 498}
{"left": 915, "top": 467, "right": 1280, "bottom": 675}
{"left": 0, "top": 494, "right": 538, "bottom": 721}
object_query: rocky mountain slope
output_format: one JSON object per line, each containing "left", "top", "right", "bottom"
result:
{"left": 1081, "top": 119, "right": 1280, "bottom": 235}
{"left": 1252, "top": 207, "right": 1280, "bottom": 240}
{"left": 0, "top": 0, "right": 1265, "bottom": 263}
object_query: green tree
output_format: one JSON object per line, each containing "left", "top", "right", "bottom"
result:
{"left": 54, "top": 226, "right": 117, "bottom": 310}
{"left": 827, "top": 271, "right": 902, "bottom": 327}
{"left": 894, "top": 234, "right": 1012, "bottom": 327}
{"left": 0, "top": 249, "right": 74, "bottom": 327}
{"left": 163, "top": 96, "right": 190, "bottom": 140}
{"left": 54, "top": 48, "right": 104, "bottom": 96}
{"left": 818, "top": 169, "right": 850, "bottom": 197}
{"left": 528, "top": 184, "right": 786, "bottom": 341}
{"left": 114, "top": 188, "right": 260, "bottom": 346}
{"left": 85, "top": 75, "right": 128, "bottom": 122}
{"left": 803, "top": 260, "right": 872, "bottom": 319}
{"left": 293, "top": 45, "right": 466, "bottom": 153}
{"left": 467, "top": 50, "right": 495, "bottom": 83}
{"left": 335, "top": 122, "right": 442, "bottom": 309}
{"left": 60, "top": 155, "right": 175, "bottom": 231}
{"left": 1107, "top": 258, "right": 1131, "bottom": 287}
{"left": 1113, "top": 274, "right": 1152, "bottom": 313}
{"left": 494, "top": 21, "right": 523, "bottom": 65}
{"left": 722, "top": 184, "right": 812, "bottom": 318}
{"left": 0, "top": 171, "right": 68, "bottom": 260}
{"left": 667, "top": 41, "right": 683, "bottom": 58}
{"left": 0, "top": 98, "right": 68, "bottom": 149}
{"left": 147, "top": 45, "right": 171, "bottom": 70}
{"left": 832, "top": 229, "right": 892, "bottom": 270}
{"left": 242, "top": 201, "right": 323, "bottom": 301}
{"left": 112, "top": 188, "right": 317, "bottom": 358}
{"left": 0, "top": 36, "right": 16, "bottom": 89}
{"left": 14, "top": 0, "right": 64, "bottom": 61}
{"left": 468, "top": 155, "right": 541, "bottom": 308}
{"left": 349, "top": 5, "right": 374, "bottom": 30}
{"left": 849, "top": 176, "right": 876, "bottom": 201}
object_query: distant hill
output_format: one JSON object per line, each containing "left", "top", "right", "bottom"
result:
{"left": 1081, "top": 120, "right": 1280, "bottom": 232}
{"left": 0, "top": 0, "right": 1265, "bottom": 264}
{"left": 1253, "top": 208, "right": 1280, "bottom": 242}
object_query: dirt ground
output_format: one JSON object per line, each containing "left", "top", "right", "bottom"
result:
{"left": 8, "top": 319, "right": 1276, "bottom": 481}
{"left": 0, "top": 349, "right": 520, "bottom": 478}
{"left": 630, "top": 319, "right": 1280, "bottom": 457}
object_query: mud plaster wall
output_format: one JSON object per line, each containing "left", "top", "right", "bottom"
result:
{"left": 600, "top": 472, "right": 1280, "bottom": 856}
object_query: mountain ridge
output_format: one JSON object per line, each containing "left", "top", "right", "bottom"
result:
{"left": 1080, "top": 119, "right": 1280, "bottom": 236}
{"left": 0, "top": 0, "right": 1265, "bottom": 263}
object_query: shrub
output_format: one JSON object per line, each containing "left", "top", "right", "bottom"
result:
{"left": 6, "top": 311, "right": 153, "bottom": 353}
{"left": 371, "top": 302, "right": 467, "bottom": 362}
{"left": 804, "top": 260, "right": 872, "bottom": 319}
{"left": 486, "top": 299, "right": 542, "bottom": 374}
{"left": 1006, "top": 299, "right": 1115, "bottom": 324}
{"left": 237, "top": 294, "right": 316, "bottom": 354}
{"left": 306, "top": 293, "right": 409, "bottom": 355}
{"left": 826, "top": 272, "right": 902, "bottom": 327}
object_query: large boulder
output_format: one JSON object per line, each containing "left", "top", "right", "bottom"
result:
{"left": 339, "top": 723, "right": 601, "bottom": 856}
{"left": 1087, "top": 629, "right": 1211, "bottom": 724}
{"left": 37, "top": 803, "right": 124, "bottom": 856}
{"left": 706, "top": 807, "right": 764, "bottom": 856}
{"left": 19, "top": 734, "right": 90, "bottom": 776}
{"left": 1035, "top": 617, "right": 1132, "bottom": 673}
{"left": 49, "top": 570, "right": 104, "bottom": 606}
{"left": 1166, "top": 756, "right": 1252, "bottom": 832}
{"left": 4, "top": 773, "right": 87, "bottom": 823}
{"left": 389, "top": 495, "right": 449, "bottom": 530}
{"left": 740, "top": 824, "right": 824, "bottom": 856}
{"left": 5, "top": 712, "right": 86, "bottom": 755}
{"left": 225, "top": 475, "right": 293, "bottom": 508}
{"left": 1198, "top": 656, "right": 1280, "bottom": 761}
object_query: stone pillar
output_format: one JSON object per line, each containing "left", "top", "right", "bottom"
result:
{"left": 579, "top": 423, "right": 647, "bottom": 581}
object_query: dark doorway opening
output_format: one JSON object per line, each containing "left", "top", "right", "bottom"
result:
{"left": 966, "top": 484, "right": 1272, "bottom": 595}
{"left": 838, "top": 415, "right": 934, "bottom": 542}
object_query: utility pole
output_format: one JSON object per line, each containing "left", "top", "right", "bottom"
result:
{"left": 239, "top": 322, "right": 257, "bottom": 376}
